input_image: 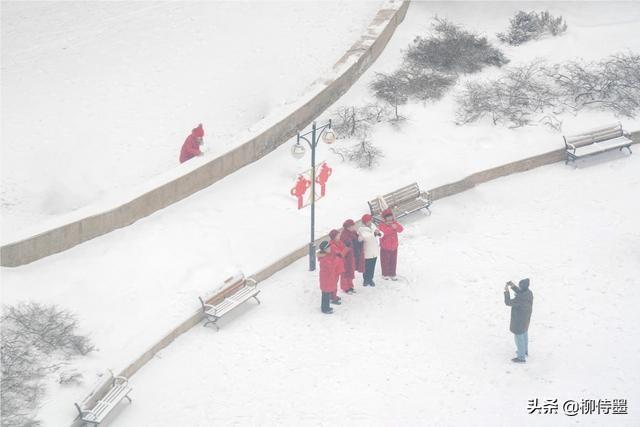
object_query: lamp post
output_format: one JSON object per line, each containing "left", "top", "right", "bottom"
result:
{"left": 293, "top": 120, "right": 335, "bottom": 271}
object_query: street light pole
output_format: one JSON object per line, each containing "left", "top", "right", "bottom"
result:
{"left": 296, "top": 120, "right": 332, "bottom": 271}
{"left": 310, "top": 122, "right": 317, "bottom": 271}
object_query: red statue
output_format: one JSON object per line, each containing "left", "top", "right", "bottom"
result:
{"left": 315, "top": 163, "right": 332, "bottom": 197}
{"left": 290, "top": 175, "right": 311, "bottom": 209}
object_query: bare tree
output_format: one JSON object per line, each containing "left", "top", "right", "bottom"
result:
{"left": 455, "top": 53, "right": 640, "bottom": 130}
{"left": 333, "top": 136, "right": 384, "bottom": 169}
{"left": 1, "top": 303, "right": 95, "bottom": 427}
{"left": 548, "top": 53, "right": 640, "bottom": 117}
{"left": 331, "top": 103, "right": 391, "bottom": 139}
{"left": 370, "top": 71, "right": 411, "bottom": 120}
{"left": 456, "top": 61, "right": 559, "bottom": 128}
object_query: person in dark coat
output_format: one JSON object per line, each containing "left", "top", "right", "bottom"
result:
{"left": 504, "top": 278, "right": 533, "bottom": 363}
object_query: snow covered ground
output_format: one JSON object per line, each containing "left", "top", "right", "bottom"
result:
{"left": 2, "top": 1, "right": 639, "bottom": 425}
{"left": 1, "top": 0, "right": 383, "bottom": 235}
{"left": 116, "top": 154, "right": 640, "bottom": 426}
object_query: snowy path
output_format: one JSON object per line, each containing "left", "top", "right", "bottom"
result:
{"left": 116, "top": 154, "right": 640, "bottom": 427}
{"left": 1, "top": 1, "right": 383, "bottom": 234}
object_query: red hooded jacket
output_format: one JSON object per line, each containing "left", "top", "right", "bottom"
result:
{"left": 179, "top": 124, "right": 204, "bottom": 163}
{"left": 318, "top": 252, "right": 338, "bottom": 292}
{"left": 378, "top": 221, "right": 404, "bottom": 250}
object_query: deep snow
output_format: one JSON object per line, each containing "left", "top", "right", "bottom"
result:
{"left": 1, "top": 1, "right": 639, "bottom": 425}
{"left": 1, "top": 0, "right": 383, "bottom": 236}
{"left": 116, "top": 153, "right": 640, "bottom": 427}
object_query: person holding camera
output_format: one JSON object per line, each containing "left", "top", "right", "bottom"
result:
{"left": 378, "top": 209, "right": 403, "bottom": 280}
{"left": 504, "top": 278, "right": 533, "bottom": 363}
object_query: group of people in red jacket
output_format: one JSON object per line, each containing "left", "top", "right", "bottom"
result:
{"left": 317, "top": 209, "right": 404, "bottom": 314}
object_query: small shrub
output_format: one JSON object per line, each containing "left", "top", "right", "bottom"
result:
{"left": 405, "top": 18, "right": 509, "bottom": 75}
{"left": 333, "top": 137, "right": 384, "bottom": 169}
{"left": 498, "top": 10, "right": 567, "bottom": 45}
{"left": 331, "top": 103, "right": 390, "bottom": 139}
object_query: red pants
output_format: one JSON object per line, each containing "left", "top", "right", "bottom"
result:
{"left": 340, "top": 274, "right": 353, "bottom": 291}
{"left": 380, "top": 248, "right": 398, "bottom": 277}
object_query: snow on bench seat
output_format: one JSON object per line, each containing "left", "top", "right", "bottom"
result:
{"left": 564, "top": 122, "right": 633, "bottom": 165}
{"left": 198, "top": 273, "right": 260, "bottom": 331}
{"left": 74, "top": 372, "right": 132, "bottom": 426}
{"left": 368, "top": 182, "right": 432, "bottom": 224}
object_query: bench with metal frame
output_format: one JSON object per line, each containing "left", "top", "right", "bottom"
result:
{"left": 74, "top": 371, "right": 132, "bottom": 426}
{"left": 367, "top": 182, "right": 432, "bottom": 224}
{"left": 198, "top": 273, "right": 260, "bottom": 331}
{"left": 564, "top": 122, "right": 633, "bottom": 166}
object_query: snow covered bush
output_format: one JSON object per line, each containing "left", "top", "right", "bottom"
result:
{"left": 369, "top": 68, "right": 456, "bottom": 120}
{"left": 455, "top": 53, "right": 640, "bottom": 129}
{"left": 403, "top": 67, "right": 457, "bottom": 101}
{"left": 332, "top": 137, "right": 384, "bottom": 169}
{"left": 498, "top": 11, "right": 567, "bottom": 46}
{"left": 456, "top": 61, "right": 560, "bottom": 129}
{"left": 405, "top": 18, "right": 509, "bottom": 75}
{"left": 549, "top": 53, "right": 640, "bottom": 117}
{"left": 369, "top": 71, "right": 411, "bottom": 121}
{"left": 1, "top": 303, "right": 95, "bottom": 427}
{"left": 331, "top": 103, "right": 390, "bottom": 139}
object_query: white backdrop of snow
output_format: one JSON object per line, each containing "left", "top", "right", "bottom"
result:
{"left": 1, "top": 0, "right": 384, "bottom": 238}
{"left": 1, "top": 1, "right": 639, "bottom": 426}
{"left": 122, "top": 153, "right": 640, "bottom": 426}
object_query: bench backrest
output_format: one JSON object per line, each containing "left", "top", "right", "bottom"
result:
{"left": 564, "top": 122, "right": 623, "bottom": 148}
{"left": 199, "top": 274, "right": 246, "bottom": 310}
{"left": 368, "top": 183, "right": 421, "bottom": 216}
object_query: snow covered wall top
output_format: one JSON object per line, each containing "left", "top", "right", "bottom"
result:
{"left": 0, "top": 0, "right": 410, "bottom": 267}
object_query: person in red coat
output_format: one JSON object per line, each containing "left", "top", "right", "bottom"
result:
{"left": 378, "top": 209, "right": 404, "bottom": 280}
{"left": 317, "top": 241, "right": 338, "bottom": 314}
{"left": 339, "top": 219, "right": 358, "bottom": 294}
{"left": 329, "top": 229, "right": 346, "bottom": 302}
{"left": 179, "top": 124, "right": 204, "bottom": 163}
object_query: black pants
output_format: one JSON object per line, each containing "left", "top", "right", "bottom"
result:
{"left": 363, "top": 257, "right": 377, "bottom": 284}
{"left": 321, "top": 292, "right": 331, "bottom": 312}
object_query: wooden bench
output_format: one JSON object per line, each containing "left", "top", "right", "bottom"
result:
{"left": 368, "top": 182, "right": 432, "bottom": 224}
{"left": 564, "top": 122, "right": 633, "bottom": 165}
{"left": 198, "top": 273, "right": 260, "bottom": 331}
{"left": 74, "top": 371, "right": 132, "bottom": 426}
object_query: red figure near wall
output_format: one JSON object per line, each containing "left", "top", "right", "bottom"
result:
{"left": 290, "top": 175, "right": 311, "bottom": 209}
{"left": 316, "top": 163, "right": 332, "bottom": 197}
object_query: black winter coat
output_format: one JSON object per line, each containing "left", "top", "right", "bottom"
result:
{"left": 504, "top": 289, "right": 533, "bottom": 334}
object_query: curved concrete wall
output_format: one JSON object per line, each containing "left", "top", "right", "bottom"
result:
{"left": 70, "top": 134, "right": 639, "bottom": 424}
{"left": 2, "top": 0, "right": 411, "bottom": 267}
